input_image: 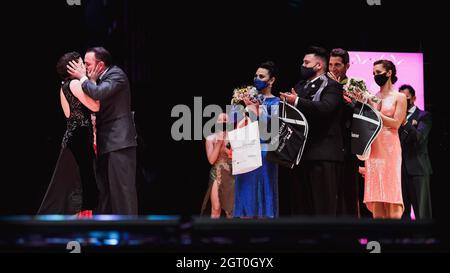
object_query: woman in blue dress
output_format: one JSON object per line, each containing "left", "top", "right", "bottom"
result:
{"left": 233, "top": 61, "right": 280, "bottom": 218}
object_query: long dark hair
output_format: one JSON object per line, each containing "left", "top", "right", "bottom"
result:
{"left": 258, "top": 61, "right": 278, "bottom": 79}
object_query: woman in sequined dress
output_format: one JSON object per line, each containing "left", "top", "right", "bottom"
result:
{"left": 361, "top": 60, "right": 407, "bottom": 219}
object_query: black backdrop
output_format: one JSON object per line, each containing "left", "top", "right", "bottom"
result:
{"left": 1, "top": 0, "right": 448, "bottom": 226}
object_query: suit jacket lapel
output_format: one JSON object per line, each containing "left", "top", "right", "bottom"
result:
{"left": 295, "top": 81, "right": 308, "bottom": 99}
{"left": 98, "top": 66, "right": 114, "bottom": 84}
{"left": 408, "top": 107, "right": 421, "bottom": 125}
{"left": 401, "top": 107, "right": 421, "bottom": 143}
{"left": 305, "top": 78, "right": 323, "bottom": 100}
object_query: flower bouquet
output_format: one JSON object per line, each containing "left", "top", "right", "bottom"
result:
{"left": 231, "top": 86, "right": 262, "bottom": 107}
{"left": 343, "top": 78, "right": 381, "bottom": 104}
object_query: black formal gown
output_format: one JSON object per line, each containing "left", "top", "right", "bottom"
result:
{"left": 38, "top": 80, "right": 98, "bottom": 214}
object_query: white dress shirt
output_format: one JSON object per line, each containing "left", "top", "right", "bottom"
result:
{"left": 407, "top": 105, "right": 417, "bottom": 121}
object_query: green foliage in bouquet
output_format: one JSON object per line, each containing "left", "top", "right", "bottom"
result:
{"left": 231, "top": 86, "right": 262, "bottom": 107}
{"left": 344, "top": 78, "right": 381, "bottom": 104}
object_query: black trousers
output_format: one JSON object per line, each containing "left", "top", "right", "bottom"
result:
{"left": 96, "top": 146, "right": 138, "bottom": 215}
{"left": 337, "top": 155, "right": 360, "bottom": 217}
{"left": 401, "top": 167, "right": 432, "bottom": 219}
{"left": 291, "top": 161, "right": 340, "bottom": 216}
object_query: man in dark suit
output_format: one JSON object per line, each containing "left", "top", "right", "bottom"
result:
{"left": 281, "top": 46, "right": 344, "bottom": 216}
{"left": 328, "top": 48, "right": 361, "bottom": 217}
{"left": 68, "top": 47, "right": 138, "bottom": 215}
{"left": 399, "top": 84, "right": 432, "bottom": 219}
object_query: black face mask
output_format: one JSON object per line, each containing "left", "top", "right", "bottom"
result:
{"left": 374, "top": 73, "right": 389, "bottom": 87}
{"left": 407, "top": 98, "right": 414, "bottom": 109}
{"left": 300, "top": 65, "right": 317, "bottom": 80}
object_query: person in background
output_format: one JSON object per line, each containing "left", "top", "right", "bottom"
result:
{"left": 201, "top": 113, "right": 234, "bottom": 218}
{"left": 399, "top": 84, "right": 432, "bottom": 219}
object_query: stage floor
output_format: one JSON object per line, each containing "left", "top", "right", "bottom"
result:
{"left": 0, "top": 216, "right": 443, "bottom": 253}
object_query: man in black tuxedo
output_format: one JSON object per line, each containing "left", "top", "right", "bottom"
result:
{"left": 399, "top": 84, "right": 432, "bottom": 219}
{"left": 68, "top": 47, "right": 138, "bottom": 215}
{"left": 281, "top": 46, "right": 344, "bottom": 216}
{"left": 328, "top": 48, "right": 361, "bottom": 217}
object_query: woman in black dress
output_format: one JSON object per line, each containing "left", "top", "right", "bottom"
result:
{"left": 38, "top": 52, "right": 100, "bottom": 215}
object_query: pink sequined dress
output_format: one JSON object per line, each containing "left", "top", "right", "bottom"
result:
{"left": 364, "top": 94, "right": 404, "bottom": 213}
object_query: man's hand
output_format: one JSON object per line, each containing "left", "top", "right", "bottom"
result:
{"left": 67, "top": 60, "right": 86, "bottom": 80}
{"left": 88, "top": 63, "right": 102, "bottom": 83}
{"left": 327, "top": 71, "right": 341, "bottom": 83}
{"left": 280, "top": 88, "right": 298, "bottom": 105}
{"left": 329, "top": 72, "right": 352, "bottom": 103}
{"left": 411, "top": 119, "right": 418, "bottom": 126}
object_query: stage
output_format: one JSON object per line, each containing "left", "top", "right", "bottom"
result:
{"left": 0, "top": 216, "right": 442, "bottom": 253}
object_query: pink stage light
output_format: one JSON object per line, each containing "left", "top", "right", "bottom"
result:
{"left": 348, "top": 51, "right": 425, "bottom": 110}
{"left": 359, "top": 238, "right": 368, "bottom": 245}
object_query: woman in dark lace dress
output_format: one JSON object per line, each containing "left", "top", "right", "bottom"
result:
{"left": 38, "top": 52, "right": 100, "bottom": 215}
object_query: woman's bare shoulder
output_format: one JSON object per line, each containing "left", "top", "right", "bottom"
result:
{"left": 396, "top": 91, "right": 406, "bottom": 98}
{"left": 394, "top": 91, "right": 406, "bottom": 101}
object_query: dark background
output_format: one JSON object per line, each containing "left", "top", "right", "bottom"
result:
{"left": 1, "top": 0, "right": 448, "bottom": 227}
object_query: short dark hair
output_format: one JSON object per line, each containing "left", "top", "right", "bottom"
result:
{"left": 330, "top": 48, "right": 349, "bottom": 64}
{"left": 373, "top": 59, "right": 398, "bottom": 84}
{"left": 399, "top": 84, "right": 416, "bottom": 97}
{"left": 258, "top": 61, "right": 278, "bottom": 79}
{"left": 305, "top": 46, "right": 329, "bottom": 67}
{"left": 86, "top": 47, "right": 112, "bottom": 67}
{"left": 56, "top": 51, "right": 81, "bottom": 80}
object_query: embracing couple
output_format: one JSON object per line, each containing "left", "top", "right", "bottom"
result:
{"left": 38, "top": 47, "right": 138, "bottom": 215}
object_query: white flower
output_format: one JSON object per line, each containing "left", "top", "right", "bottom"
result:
{"left": 344, "top": 78, "right": 381, "bottom": 103}
{"left": 231, "top": 86, "right": 262, "bottom": 105}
